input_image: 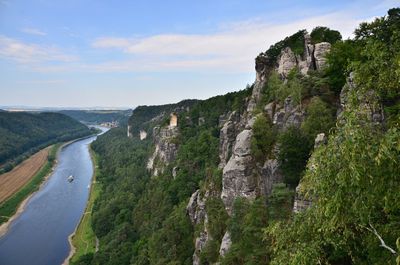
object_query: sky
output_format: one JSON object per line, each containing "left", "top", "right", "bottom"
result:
{"left": 0, "top": 0, "right": 397, "bottom": 109}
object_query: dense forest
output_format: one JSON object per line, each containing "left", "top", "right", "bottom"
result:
{"left": 0, "top": 111, "right": 92, "bottom": 172}
{"left": 58, "top": 109, "right": 132, "bottom": 125}
{"left": 76, "top": 8, "right": 400, "bottom": 265}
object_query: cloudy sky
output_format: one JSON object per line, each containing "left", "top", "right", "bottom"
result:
{"left": 0, "top": 0, "right": 397, "bottom": 108}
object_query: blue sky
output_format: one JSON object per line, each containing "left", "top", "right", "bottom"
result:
{"left": 0, "top": 0, "right": 397, "bottom": 108}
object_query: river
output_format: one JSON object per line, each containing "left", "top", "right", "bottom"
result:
{"left": 0, "top": 128, "right": 107, "bottom": 265}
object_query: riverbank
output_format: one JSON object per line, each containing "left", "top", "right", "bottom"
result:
{"left": 0, "top": 133, "right": 99, "bottom": 237}
{"left": 0, "top": 147, "right": 51, "bottom": 203}
{"left": 64, "top": 147, "right": 101, "bottom": 265}
{"left": 0, "top": 143, "right": 60, "bottom": 236}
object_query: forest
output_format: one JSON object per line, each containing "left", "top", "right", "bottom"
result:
{"left": 58, "top": 109, "right": 132, "bottom": 125}
{"left": 74, "top": 8, "right": 400, "bottom": 265}
{"left": 0, "top": 111, "right": 92, "bottom": 172}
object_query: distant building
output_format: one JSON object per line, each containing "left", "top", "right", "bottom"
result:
{"left": 100, "top": 121, "right": 119, "bottom": 128}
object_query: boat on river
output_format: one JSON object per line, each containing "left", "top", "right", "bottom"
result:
{"left": 67, "top": 175, "right": 74, "bottom": 182}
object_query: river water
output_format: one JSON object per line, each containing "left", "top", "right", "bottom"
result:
{"left": 0, "top": 129, "right": 106, "bottom": 265}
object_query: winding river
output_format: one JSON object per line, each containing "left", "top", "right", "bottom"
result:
{"left": 0, "top": 128, "right": 107, "bottom": 265}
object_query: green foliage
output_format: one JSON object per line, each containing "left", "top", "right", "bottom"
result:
{"left": 268, "top": 183, "right": 294, "bottom": 221}
{"left": 88, "top": 86, "right": 252, "bottom": 264}
{"left": 310, "top": 26, "right": 342, "bottom": 44}
{"left": 147, "top": 203, "right": 194, "bottom": 265}
{"left": 268, "top": 114, "right": 400, "bottom": 264}
{"left": 301, "top": 96, "right": 335, "bottom": 140}
{"left": 251, "top": 115, "right": 276, "bottom": 162}
{"left": 264, "top": 30, "right": 307, "bottom": 64}
{"left": 222, "top": 198, "right": 269, "bottom": 265}
{"left": 59, "top": 109, "right": 132, "bottom": 125}
{"left": 277, "top": 127, "right": 312, "bottom": 187}
{"left": 353, "top": 8, "right": 400, "bottom": 121}
{"left": 0, "top": 111, "right": 91, "bottom": 167}
{"left": 325, "top": 39, "right": 362, "bottom": 94}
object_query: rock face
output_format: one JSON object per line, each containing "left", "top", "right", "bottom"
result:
{"left": 190, "top": 33, "right": 334, "bottom": 262}
{"left": 338, "top": 73, "right": 384, "bottom": 124}
{"left": 221, "top": 129, "right": 256, "bottom": 215}
{"left": 186, "top": 189, "right": 211, "bottom": 265}
{"left": 219, "top": 231, "right": 232, "bottom": 257}
{"left": 314, "top": 42, "right": 331, "bottom": 70}
{"left": 272, "top": 96, "right": 305, "bottom": 130}
{"left": 147, "top": 126, "right": 179, "bottom": 176}
{"left": 127, "top": 125, "right": 132, "bottom": 138}
{"left": 218, "top": 111, "right": 244, "bottom": 169}
{"left": 139, "top": 130, "right": 147, "bottom": 140}
{"left": 275, "top": 35, "right": 332, "bottom": 78}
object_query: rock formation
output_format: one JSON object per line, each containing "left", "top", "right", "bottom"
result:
{"left": 147, "top": 126, "right": 179, "bottom": 176}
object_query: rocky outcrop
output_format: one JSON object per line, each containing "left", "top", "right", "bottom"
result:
{"left": 139, "top": 130, "right": 147, "bottom": 140}
{"left": 147, "top": 125, "right": 179, "bottom": 176}
{"left": 221, "top": 129, "right": 256, "bottom": 215}
{"left": 187, "top": 189, "right": 212, "bottom": 265}
{"left": 314, "top": 42, "right": 331, "bottom": 70}
{"left": 276, "top": 35, "right": 332, "bottom": 79}
{"left": 272, "top": 96, "right": 305, "bottom": 130}
{"left": 219, "top": 231, "right": 232, "bottom": 257}
{"left": 338, "top": 73, "right": 384, "bottom": 124}
{"left": 218, "top": 111, "right": 244, "bottom": 169}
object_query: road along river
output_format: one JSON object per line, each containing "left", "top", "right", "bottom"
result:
{"left": 0, "top": 128, "right": 107, "bottom": 265}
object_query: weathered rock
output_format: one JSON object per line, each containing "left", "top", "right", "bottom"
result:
{"left": 147, "top": 126, "right": 179, "bottom": 176}
{"left": 233, "top": 129, "right": 253, "bottom": 157}
{"left": 314, "top": 42, "right": 331, "bottom": 70}
{"left": 139, "top": 130, "right": 147, "bottom": 140}
{"left": 314, "top": 133, "right": 327, "bottom": 148}
{"left": 264, "top": 102, "right": 275, "bottom": 120}
{"left": 259, "top": 159, "right": 283, "bottom": 196}
{"left": 293, "top": 184, "right": 312, "bottom": 213}
{"left": 193, "top": 231, "right": 209, "bottom": 265}
{"left": 221, "top": 155, "right": 255, "bottom": 215}
{"left": 187, "top": 190, "right": 206, "bottom": 225}
{"left": 172, "top": 166, "right": 178, "bottom": 179}
{"left": 218, "top": 111, "right": 243, "bottom": 169}
{"left": 127, "top": 125, "right": 132, "bottom": 138}
{"left": 219, "top": 231, "right": 232, "bottom": 257}
{"left": 277, "top": 47, "right": 297, "bottom": 79}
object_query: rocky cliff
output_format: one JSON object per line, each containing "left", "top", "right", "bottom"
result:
{"left": 186, "top": 31, "right": 334, "bottom": 263}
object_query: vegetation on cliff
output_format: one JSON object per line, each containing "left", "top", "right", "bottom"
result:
{"left": 76, "top": 8, "right": 400, "bottom": 265}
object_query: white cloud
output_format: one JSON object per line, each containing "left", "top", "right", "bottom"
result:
{"left": 0, "top": 35, "right": 78, "bottom": 64}
{"left": 89, "top": 10, "right": 364, "bottom": 73}
{"left": 21, "top": 28, "right": 47, "bottom": 36}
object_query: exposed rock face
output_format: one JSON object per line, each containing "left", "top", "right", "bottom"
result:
{"left": 314, "top": 42, "right": 331, "bottom": 70}
{"left": 187, "top": 189, "right": 212, "bottom": 265}
{"left": 338, "top": 73, "right": 384, "bottom": 124}
{"left": 219, "top": 231, "right": 232, "bottom": 257}
{"left": 127, "top": 125, "right": 132, "bottom": 138}
{"left": 147, "top": 126, "right": 179, "bottom": 176}
{"left": 218, "top": 111, "right": 244, "bottom": 169}
{"left": 275, "top": 35, "right": 332, "bottom": 79}
{"left": 314, "top": 133, "right": 327, "bottom": 148}
{"left": 293, "top": 184, "right": 312, "bottom": 213}
{"left": 272, "top": 96, "right": 305, "bottom": 130}
{"left": 187, "top": 190, "right": 206, "bottom": 225}
{"left": 139, "top": 130, "right": 147, "bottom": 140}
{"left": 259, "top": 159, "right": 283, "bottom": 196}
{"left": 278, "top": 47, "right": 298, "bottom": 79}
{"left": 221, "top": 129, "right": 256, "bottom": 215}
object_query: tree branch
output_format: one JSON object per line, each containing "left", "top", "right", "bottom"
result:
{"left": 365, "top": 223, "right": 397, "bottom": 255}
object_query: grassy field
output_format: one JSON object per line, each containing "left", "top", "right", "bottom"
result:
{"left": 0, "top": 143, "right": 60, "bottom": 224}
{"left": 70, "top": 147, "right": 101, "bottom": 263}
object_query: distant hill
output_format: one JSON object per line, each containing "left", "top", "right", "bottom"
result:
{"left": 58, "top": 109, "right": 132, "bottom": 125}
{"left": 0, "top": 111, "right": 92, "bottom": 170}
